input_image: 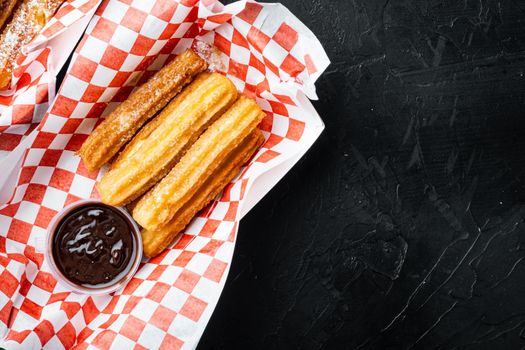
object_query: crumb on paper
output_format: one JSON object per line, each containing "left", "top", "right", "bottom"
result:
{"left": 194, "top": 41, "right": 227, "bottom": 72}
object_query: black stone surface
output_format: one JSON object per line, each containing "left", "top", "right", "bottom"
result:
{"left": 197, "top": 0, "right": 525, "bottom": 349}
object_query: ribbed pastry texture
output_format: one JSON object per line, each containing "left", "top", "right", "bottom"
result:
{"left": 78, "top": 49, "right": 207, "bottom": 171}
{"left": 133, "top": 96, "right": 266, "bottom": 231}
{"left": 141, "top": 129, "right": 264, "bottom": 257}
{"left": 0, "top": 0, "right": 20, "bottom": 31}
{"left": 97, "top": 72, "right": 238, "bottom": 206}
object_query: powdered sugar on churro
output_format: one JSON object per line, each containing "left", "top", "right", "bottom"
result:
{"left": 0, "top": 0, "right": 64, "bottom": 88}
{"left": 195, "top": 41, "right": 227, "bottom": 73}
{"left": 97, "top": 72, "right": 237, "bottom": 207}
{"left": 132, "top": 96, "right": 265, "bottom": 231}
{"left": 78, "top": 49, "right": 208, "bottom": 171}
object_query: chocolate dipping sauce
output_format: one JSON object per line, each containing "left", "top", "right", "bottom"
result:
{"left": 52, "top": 204, "right": 135, "bottom": 286}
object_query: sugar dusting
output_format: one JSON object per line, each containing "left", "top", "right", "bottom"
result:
{"left": 80, "top": 50, "right": 207, "bottom": 174}
{"left": 194, "top": 41, "right": 227, "bottom": 73}
{"left": 134, "top": 97, "right": 265, "bottom": 229}
{"left": 0, "top": 0, "right": 64, "bottom": 77}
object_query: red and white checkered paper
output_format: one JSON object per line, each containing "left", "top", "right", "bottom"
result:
{"left": 0, "top": 0, "right": 101, "bottom": 160}
{"left": 0, "top": 0, "right": 329, "bottom": 349}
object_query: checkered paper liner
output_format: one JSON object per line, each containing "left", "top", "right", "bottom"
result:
{"left": 0, "top": 0, "right": 101, "bottom": 160}
{"left": 0, "top": 0, "right": 329, "bottom": 349}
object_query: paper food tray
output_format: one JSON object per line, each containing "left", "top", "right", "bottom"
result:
{"left": 0, "top": 1, "right": 329, "bottom": 349}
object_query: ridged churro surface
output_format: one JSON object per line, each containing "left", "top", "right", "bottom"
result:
{"left": 97, "top": 72, "right": 238, "bottom": 206}
{"left": 0, "top": 0, "right": 20, "bottom": 30}
{"left": 78, "top": 49, "right": 207, "bottom": 171}
{"left": 141, "top": 129, "right": 264, "bottom": 257}
{"left": 133, "top": 96, "right": 266, "bottom": 231}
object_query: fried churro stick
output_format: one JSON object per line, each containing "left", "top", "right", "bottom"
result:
{"left": 0, "top": 0, "right": 20, "bottom": 30}
{"left": 97, "top": 72, "right": 238, "bottom": 206}
{"left": 142, "top": 129, "right": 264, "bottom": 257}
{"left": 0, "top": 0, "right": 64, "bottom": 89}
{"left": 78, "top": 49, "right": 207, "bottom": 171}
{"left": 133, "top": 96, "right": 266, "bottom": 231}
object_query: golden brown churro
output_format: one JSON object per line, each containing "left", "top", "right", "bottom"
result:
{"left": 0, "top": 0, "right": 20, "bottom": 30}
{"left": 97, "top": 72, "right": 238, "bottom": 206}
{"left": 132, "top": 96, "right": 265, "bottom": 231}
{"left": 0, "top": 0, "right": 64, "bottom": 89}
{"left": 141, "top": 129, "right": 264, "bottom": 257}
{"left": 78, "top": 49, "right": 207, "bottom": 171}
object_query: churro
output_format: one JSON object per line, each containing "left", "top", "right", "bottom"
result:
{"left": 97, "top": 72, "right": 238, "bottom": 206}
{"left": 141, "top": 129, "right": 264, "bottom": 257}
{"left": 78, "top": 49, "right": 207, "bottom": 171}
{"left": 0, "top": 0, "right": 20, "bottom": 30}
{"left": 132, "top": 96, "right": 266, "bottom": 231}
{"left": 0, "top": 0, "right": 64, "bottom": 89}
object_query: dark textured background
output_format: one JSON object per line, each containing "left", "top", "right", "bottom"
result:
{"left": 197, "top": 0, "right": 525, "bottom": 349}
